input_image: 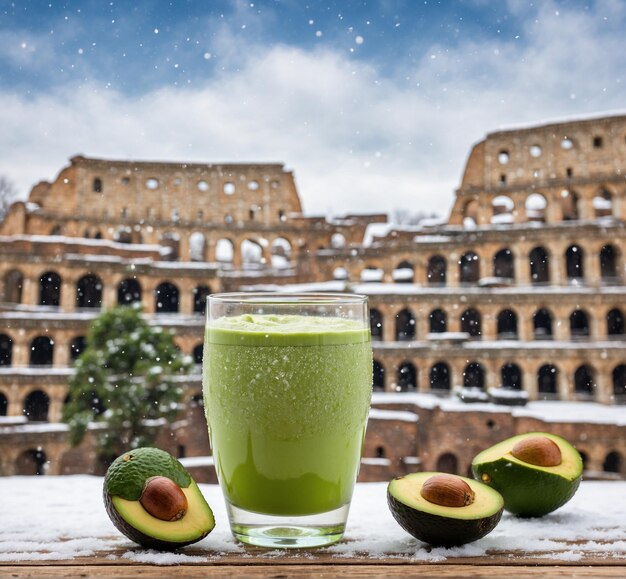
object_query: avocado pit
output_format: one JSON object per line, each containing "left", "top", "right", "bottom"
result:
{"left": 140, "top": 476, "right": 188, "bottom": 522}
{"left": 420, "top": 474, "right": 475, "bottom": 508}
{"left": 511, "top": 435, "right": 562, "bottom": 467}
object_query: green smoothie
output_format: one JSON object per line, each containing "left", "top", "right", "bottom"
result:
{"left": 203, "top": 314, "right": 372, "bottom": 517}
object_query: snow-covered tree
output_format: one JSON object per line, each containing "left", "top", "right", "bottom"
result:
{"left": 63, "top": 304, "right": 193, "bottom": 460}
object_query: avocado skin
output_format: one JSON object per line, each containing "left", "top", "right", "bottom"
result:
{"left": 387, "top": 490, "right": 503, "bottom": 548}
{"left": 472, "top": 459, "right": 581, "bottom": 517}
{"left": 103, "top": 486, "right": 211, "bottom": 551}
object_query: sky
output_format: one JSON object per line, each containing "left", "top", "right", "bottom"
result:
{"left": 0, "top": 0, "right": 625, "bottom": 219}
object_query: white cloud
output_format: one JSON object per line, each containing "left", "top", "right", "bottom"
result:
{"left": 0, "top": 1, "right": 625, "bottom": 219}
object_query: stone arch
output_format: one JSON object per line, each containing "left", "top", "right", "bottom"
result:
{"left": 193, "top": 285, "right": 211, "bottom": 315}
{"left": 242, "top": 239, "right": 265, "bottom": 267}
{"left": 593, "top": 187, "right": 614, "bottom": 218}
{"left": 459, "top": 251, "right": 480, "bottom": 283}
{"left": 393, "top": 260, "right": 414, "bottom": 283}
{"left": 360, "top": 265, "right": 384, "bottom": 283}
{"left": 537, "top": 364, "right": 558, "bottom": 397}
{"left": 271, "top": 238, "right": 292, "bottom": 269}
{"left": 23, "top": 389, "right": 50, "bottom": 421}
{"left": 0, "top": 391, "right": 7, "bottom": 416}
{"left": 114, "top": 225, "right": 132, "bottom": 244}
{"left": 491, "top": 195, "right": 514, "bottom": 224}
{"left": 397, "top": 362, "right": 417, "bottom": 392}
{"left": 76, "top": 274, "right": 103, "bottom": 309}
{"left": 570, "top": 309, "right": 590, "bottom": 339}
{"left": 574, "top": 364, "right": 596, "bottom": 397}
{"left": 460, "top": 308, "right": 481, "bottom": 338}
{"left": 427, "top": 255, "right": 447, "bottom": 285}
{"left": 501, "top": 362, "right": 522, "bottom": 389}
{"left": 600, "top": 244, "right": 620, "bottom": 280}
{"left": 493, "top": 248, "right": 514, "bottom": 279}
{"left": 428, "top": 308, "right": 447, "bottom": 333}
{"left": 529, "top": 246, "right": 550, "bottom": 284}
{"left": 69, "top": 336, "right": 86, "bottom": 363}
{"left": 603, "top": 451, "right": 622, "bottom": 474}
{"left": 463, "top": 362, "right": 485, "bottom": 389}
{"left": 436, "top": 453, "right": 458, "bottom": 475}
{"left": 29, "top": 336, "right": 54, "bottom": 366}
{"left": 497, "top": 309, "right": 518, "bottom": 339}
{"left": 373, "top": 359, "right": 385, "bottom": 391}
{"left": 613, "top": 364, "right": 626, "bottom": 399}
{"left": 533, "top": 308, "right": 553, "bottom": 339}
{"left": 395, "top": 308, "right": 416, "bottom": 341}
{"left": 189, "top": 232, "right": 207, "bottom": 262}
{"left": 607, "top": 308, "right": 625, "bottom": 337}
{"left": 0, "top": 334, "right": 12, "bottom": 366}
{"left": 39, "top": 271, "right": 61, "bottom": 306}
{"left": 15, "top": 449, "right": 48, "bottom": 475}
{"left": 215, "top": 238, "right": 234, "bottom": 263}
{"left": 565, "top": 245, "right": 584, "bottom": 280}
{"left": 155, "top": 281, "right": 180, "bottom": 314}
{"left": 193, "top": 343, "right": 204, "bottom": 365}
{"left": 430, "top": 362, "right": 450, "bottom": 391}
{"left": 462, "top": 199, "right": 480, "bottom": 228}
{"left": 2, "top": 269, "right": 24, "bottom": 303}
{"left": 525, "top": 193, "right": 547, "bottom": 222}
{"left": 370, "top": 308, "right": 383, "bottom": 341}
{"left": 560, "top": 189, "right": 580, "bottom": 221}
{"left": 117, "top": 278, "right": 142, "bottom": 306}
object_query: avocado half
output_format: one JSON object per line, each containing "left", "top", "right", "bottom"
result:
{"left": 472, "top": 432, "right": 583, "bottom": 517}
{"left": 387, "top": 472, "right": 504, "bottom": 548}
{"left": 103, "top": 447, "right": 215, "bottom": 550}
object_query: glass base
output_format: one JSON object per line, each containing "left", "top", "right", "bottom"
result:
{"left": 226, "top": 502, "right": 349, "bottom": 548}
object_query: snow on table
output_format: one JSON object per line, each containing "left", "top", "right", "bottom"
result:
{"left": 1, "top": 477, "right": 625, "bottom": 566}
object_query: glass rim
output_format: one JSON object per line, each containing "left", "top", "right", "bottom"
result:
{"left": 208, "top": 291, "right": 368, "bottom": 305}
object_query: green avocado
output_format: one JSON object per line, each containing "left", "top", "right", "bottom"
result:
{"left": 387, "top": 472, "right": 504, "bottom": 548}
{"left": 103, "top": 447, "right": 215, "bottom": 550}
{"left": 471, "top": 432, "right": 583, "bottom": 517}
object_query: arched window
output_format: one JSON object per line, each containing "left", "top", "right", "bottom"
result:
{"left": 603, "top": 452, "right": 622, "bottom": 474}
{"left": 460, "top": 308, "right": 481, "bottom": 338}
{"left": 93, "top": 177, "right": 103, "bottom": 193}
{"left": 566, "top": 245, "right": 584, "bottom": 280}
{"left": 39, "top": 271, "right": 61, "bottom": 306}
{"left": 271, "top": 238, "right": 292, "bottom": 268}
{"left": 370, "top": 309, "right": 383, "bottom": 341}
{"left": 570, "top": 309, "right": 590, "bottom": 339}
{"left": 189, "top": 232, "right": 207, "bottom": 262}
{"left": 117, "top": 278, "right": 142, "bottom": 306}
{"left": 430, "top": 362, "right": 450, "bottom": 391}
{"left": 193, "top": 285, "right": 210, "bottom": 315}
{"left": 427, "top": 255, "right": 447, "bottom": 285}
{"left": 459, "top": 251, "right": 480, "bottom": 284}
{"left": 360, "top": 265, "right": 384, "bottom": 283}
{"left": 373, "top": 360, "right": 385, "bottom": 391}
{"left": 15, "top": 449, "right": 48, "bottom": 475}
{"left": 529, "top": 247, "right": 550, "bottom": 284}
{"left": 193, "top": 343, "right": 204, "bottom": 365}
{"left": 525, "top": 193, "right": 547, "bottom": 222}
{"left": 24, "top": 390, "right": 50, "bottom": 422}
{"left": 491, "top": 195, "right": 514, "bottom": 224}
{"left": 561, "top": 189, "right": 579, "bottom": 221}
{"left": 155, "top": 282, "right": 179, "bottom": 314}
{"left": 216, "top": 239, "right": 234, "bottom": 263}
{"left": 537, "top": 364, "right": 558, "bottom": 397}
{"left": 613, "top": 364, "right": 626, "bottom": 399}
{"left": 463, "top": 199, "right": 479, "bottom": 228}
{"left": 607, "top": 309, "right": 625, "bottom": 337}
{"left": 436, "top": 453, "right": 458, "bottom": 475}
{"left": 76, "top": 274, "right": 103, "bottom": 309}
{"left": 501, "top": 363, "right": 522, "bottom": 390}
{"left": 395, "top": 308, "right": 416, "bottom": 341}
{"left": 600, "top": 245, "right": 619, "bottom": 280}
{"left": 242, "top": 239, "right": 263, "bottom": 267}
{"left": 161, "top": 232, "right": 180, "bottom": 261}
{"left": 3, "top": 269, "right": 23, "bottom": 303}
{"left": 463, "top": 362, "right": 485, "bottom": 389}
{"left": 393, "top": 261, "right": 414, "bottom": 283}
{"left": 497, "top": 309, "right": 518, "bottom": 339}
{"left": 397, "top": 362, "right": 417, "bottom": 392}
{"left": 0, "top": 392, "right": 7, "bottom": 416}
{"left": 428, "top": 309, "right": 447, "bottom": 333}
{"left": 29, "top": 336, "right": 54, "bottom": 366}
{"left": 593, "top": 188, "right": 613, "bottom": 218}
{"left": 533, "top": 308, "right": 553, "bottom": 339}
{"left": 574, "top": 365, "right": 596, "bottom": 397}
{"left": 69, "top": 336, "right": 86, "bottom": 363}
{"left": 333, "top": 266, "right": 348, "bottom": 280}
{"left": 0, "top": 334, "right": 12, "bottom": 366}
{"left": 493, "top": 248, "right": 514, "bottom": 279}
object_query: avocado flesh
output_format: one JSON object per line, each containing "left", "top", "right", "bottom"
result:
{"left": 388, "top": 472, "right": 503, "bottom": 548}
{"left": 105, "top": 480, "right": 215, "bottom": 550}
{"left": 472, "top": 432, "right": 583, "bottom": 517}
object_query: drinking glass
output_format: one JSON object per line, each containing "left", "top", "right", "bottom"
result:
{"left": 203, "top": 292, "right": 372, "bottom": 548}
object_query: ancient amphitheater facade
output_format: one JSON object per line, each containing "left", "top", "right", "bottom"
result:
{"left": 0, "top": 115, "right": 624, "bottom": 480}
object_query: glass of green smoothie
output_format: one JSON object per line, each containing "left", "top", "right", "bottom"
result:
{"left": 203, "top": 292, "right": 372, "bottom": 548}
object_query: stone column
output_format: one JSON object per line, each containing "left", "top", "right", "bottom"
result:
{"left": 514, "top": 249, "right": 530, "bottom": 285}
{"left": 21, "top": 276, "right": 38, "bottom": 307}
{"left": 60, "top": 281, "right": 76, "bottom": 312}
{"left": 180, "top": 284, "right": 194, "bottom": 316}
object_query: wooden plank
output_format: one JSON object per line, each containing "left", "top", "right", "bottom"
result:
{"left": 2, "top": 564, "right": 626, "bottom": 578}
